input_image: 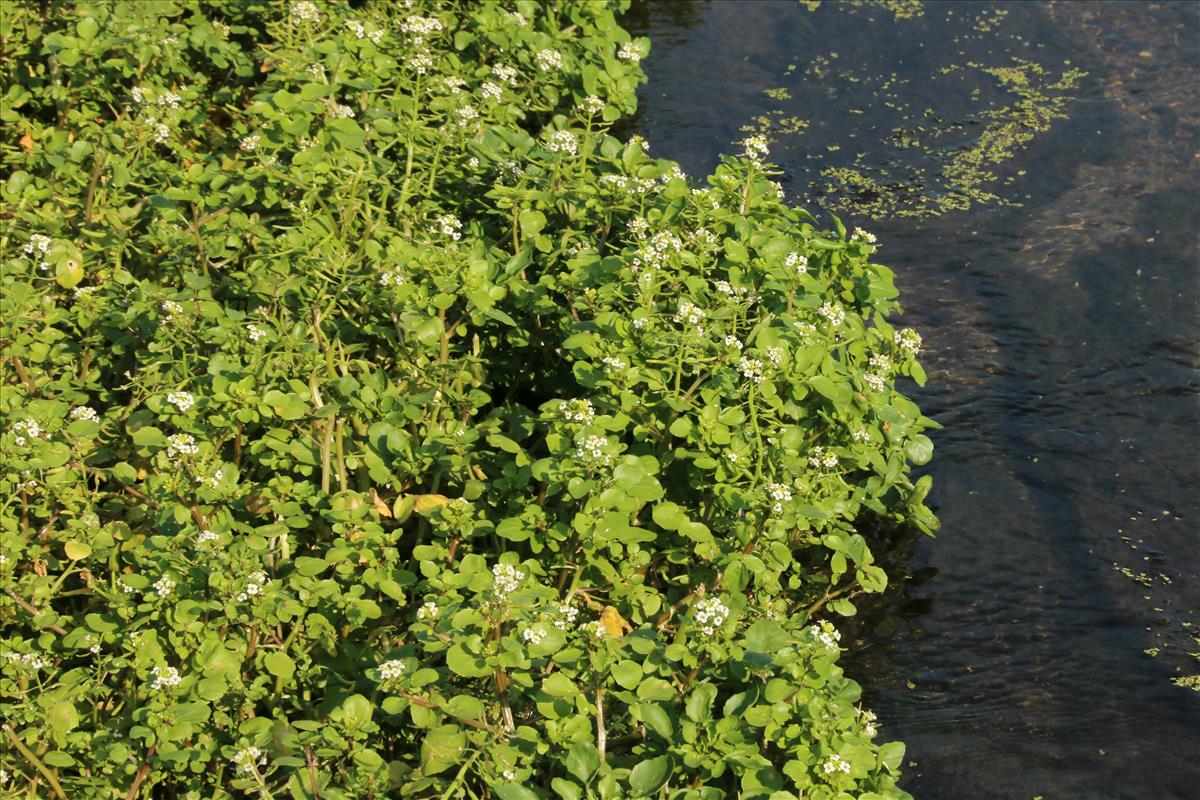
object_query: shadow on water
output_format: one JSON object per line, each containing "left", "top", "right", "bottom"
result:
{"left": 623, "top": 2, "right": 1200, "bottom": 798}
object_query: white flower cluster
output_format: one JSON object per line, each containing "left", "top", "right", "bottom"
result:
{"left": 822, "top": 754, "right": 851, "bottom": 775}
{"left": 818, "top": 302, "right": 845, "bottom": 328}
{"left": 601, "top": 174, "right": 657, "bottom": 194}
{"left": 793, "top": 321, "right": 817, "bottom": 342}
{"left": 714, "top": 280, "right": 752, "bottom": 301}
{"left": 232, "top": 746, "right": 264, "bottom": 774}
{"left": 406, "top": 51, "right": 433, "bottom": 74}
{"left": 2, "top": 651, "right": 50, "bottom": 670}
{"left": 535, "top": 49, "right": 564, "bottom": 71}
{"left": 213, "top": 20, "right": 230, "bottom": 38}
{"left": 673, "top": 300, "right": 706, "bottom": 334}
{"left": 150, "top": 665, "right": 182, "bottom": 691}
{"left": 553, "top": 603, "right": 579, "bottom": 630}
{"left": 400, "top": 14, "right": 443, "bottom": 37}
{"left": 236, "top": 571, "right": 269, "bottom": 602}
{"left": 417, "top": 600, "right": 439, "bottom": 622}
{"left": 808, "top": 446, "right": 839, "bottom": 470}
{"left": 860, "top": 708, "right": 878, "bottom": 737}
{"left": 197, "top": 529, "right": 220, "bottom": 545}
{"left": 784, "top": 251, "right": 808, "bottom": 274}
{"left": 289, "top": 1, "right": 320, "bottom": 25}
{"left": 738, "top": 356, "right": 765, "bottom": 384}
{"left": 167, "top": 391, "right": 195, "bottom": 412}
{"left": 481, "top": 80, "right": 503, "bottom": 102}
{"left": 601, "top": 356, "right": 626, "bottom": 374}
{"left": 767, "top": 482, "right": 792, "bottom": 514}
{"left": 161, "top": 299, "right": 184, "bottom": 318}
{"left": 379, "top": 269, "right": 406, "bottom": 288}
{"left": 809, "top": 621, "right": 842, "bottom": 651}
{"left": 724, "top": 335, "right": 743, "bottom": 351}
{"left": 434, "top": 214, "right": 462, "bottom": 240}
{"left": 247, "top": 324, "right": 266, "bottom": 342}
{"left": 378, "top": 659, "right": 407, "bottom": 680}
{"left": 743, "top": 135, "right": 769, "bottom": 162}
{"left": 22, "top": 234, "right": 52, "bottom": 270}
{"left": 559, "top": 399, "right": 595, "bottom": 425}
{"left": 11, "top": 419, "right": 42, "bottom": 447}
{"left": 894, "top": 328, "right": 922, "bottom": 355}
{"left": 617, "top": 42, "right": 642, "bottom": 62}
{"left": 165, "top": 433, "right": 198, "bottom": 458}
{"left": 577, "top": 95, "right": 605, "bottom": 116}
{"left": 852, "top": 427, "right": 872, "bottom": 444}
{"left": 328, "top": 102, "right": 355, "bottom": 119}
{"left": 693, "top": 596, "right": 730, "bottom": 636}
{"left": 864, "top": 371, "right": 886, "bottom": 393}
{"left": 852, "top": 227, "right": 877, "bottom": 244}
{"left": 545, "top": 130, "right": 578, "bottom": 156}
{"left": 521, "top": 625, "right": 547, "bottom": 646}
{"left": 492, "top": 563, "right": 525, "bottom": 597}
{"left": 239, "top": 134, "right": 260, "bottom": 152}
{"left": 766, "top": 346, "right": 784, "bottom": 367}
{"left": 631, "top": 230, "right": 683, "bottom": 275}
{"left": 575, "top": 434, "right": 611, "bottom": 466}
{"left": 491, "top": 63, "right": 519, "bottom": 85}
{"left": 869, "top": 353, "right": 893, "bottom": 373}
{"left": 153, "top": 575, "right": 175, "bottom": 598}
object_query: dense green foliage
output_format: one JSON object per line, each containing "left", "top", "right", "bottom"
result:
{"left": 1, "top": 1, "right": 936, "bottom": 798}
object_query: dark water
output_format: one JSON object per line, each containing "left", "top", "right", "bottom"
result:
{"left": 623, "top": 2, "right": 1200, "bottom": 797}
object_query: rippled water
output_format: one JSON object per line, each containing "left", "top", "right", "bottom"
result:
{"left": 624, "top": 2, "right": 1200, "bottom": 797}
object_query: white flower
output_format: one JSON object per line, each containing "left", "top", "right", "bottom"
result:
{"left": 236, "top": 571, "right": 270, "bottom": 603}
{"left": 502, "top": 769, "right": 516, "bottom": 781}
{"left": 239, "top": 134, "right": 260, "bottom": 152}
{"left": 150, "top": 665, "right": 182, "bottom": 691}
{"left": 378, "top": 659, "right": 407, "bottom": 680}
{"left": 161, "top": 299, "right": 184, "bottom": 318}
{"left": 793, "top": 321, "right": 817, "bottom": 341}
{"left": 860, "top": 708, "right": 878, "bottom": 737}
{"left": 466, "top": 156, "right": 480, "bottom": 169}
{"left": 535, "top": 49, "right": 564, "bottom": 71}
{"left": 244, "top": 324, "right": 265, "bottom": 343}
{"left": 577, "top": 95, "right": 605, "bottom": 116}
{"left": 328, "top": 102, "right": 355, "bottom": 119}
{"left": 575, "top": 434, "right": 612, "bottom": 466}
{"left": 766, "top": 346, "right": 784, "bottom": 367}
{"left": 545, "top": 129, "right": 578, "bottom": 156}
{"left": 153, "top": 575, "right": 175, "bottom": 598}
{"left": 289, "top": 1, "right": 320, "bottom": 25}
{"left": 864, "top": 372, "right": 886, "bottom": 393}
{"left": 852, "top": 227, "right": 877, "bottom": 244}
{"left": 693, "top": 596, "right": 730, "bottom": 636}
{"left": 808, "top": 446, "right": 839, "bottom": 470}
{"left": 434, "top": 214, "right": 462, "bottom": 240}
{"left": 11, "top": 418, "right": 43, "bottom": 447}
{"left": 869, "top": 353, "right": 893, "bottom": 373}
{"left": 417, "top": 601, "right": 439, "bottom": 622}
{"left": 738, "top": 356, "right": 764, "bottom": 384}
{"left": 601, "top": 356, "right": 626, "bottom": 374}
{"left": 69, "top": 410, "right": 97, "bottom": 429}
{"left": 492, "top": 563, "right": 525, "bottom": 598}
{"left": 784, "top": 252, "right": 808, "bottom": 273}
{"left": 894, "top": 328, "right": 922, "bottom": 355}
{"left": 617, "top": 42, "right": 642, "bottom": 62}
{"left": 673, "top": 300, "right": 706, "bottom": 334}
{"left": 767, "top": 482, "right": 792, "bottom": 514}
{"left": 406, "top": 50, "right": 433, "bottom": 75}
{"left": 742, "top": 135, "right": 769, "bottom": 161}
{"left": 232, "top": 746, "right": 264, "bottom": 774}
{"left": 453, "top": 104, "right": 478, "bottom": 126}
{"left": 809, "top": 621, "right": 842, "bottom": 652}
{"left": 521, "top": 625, "right": 547, "bottom": 646}
{"left": 151, "top": 120, "right": 170, "bottom": 144}
{"left": 156, "top": 90, "right": 181, "bottom": 109}
{"left": 345, "top": 20, "right": 365, "bottom": 38}
{"left": 197, "top": 529, "right": 220, "bottom": 545}
{"left": 822, "top": 753, "right": 851, "bottom": 775}
{"left": 632, "top": 317, "right": 647, "bottom": 330}
{"left": 559, "top": 399, "right": 595, "bottom": 425}
{"left": 400, "top": 14, "right": 443, "bottom": 37}
{"left": 213, "top": 20, "right": 230, "bottom": 38}
{"left": 380, "top": 270, "right": 406, "bottom": 288}
{"left": 131, "top": 86, "right": 148, "bottom": 105}
{"left": 852, "top": 427, "right": 872, "bottom": 444}
{"left": 166, "top": 391, "right": 195, "bottom": 413}
{"left": 554, "top": 603, "right": 579, "bottom": 630}
{"left": 166, "top": 433, "right": 198, "bottom": 458}
{"left": 724, "top": 336, "right": 743, "bottom": 351}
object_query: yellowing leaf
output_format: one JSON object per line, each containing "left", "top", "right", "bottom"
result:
{"left": 371, "top": 489, "right": 392, "bottom": 517}
{"left": 64, "top": 540, "right": 91, "bottom": 560}
{"left": 599, "top": 606, "right": 633, "bottom": 639}
{"left": 19, "top": 132, "right": 34, "bottom": 152}
{"left": 413, "top": 494, "right": 450, "bottom": 514}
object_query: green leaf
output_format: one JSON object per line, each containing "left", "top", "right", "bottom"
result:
{"left": 564, "top": 741, "right": 601, "bottom": 783}
{"left": 264, "top": 651, "right": 295, "bottom": 680}
{"left": 639, "top": 703, "right": 673, "bottom": 740}
{"left": 493, "top": 785, "right": 539, "bottom": 800}
{"left": 293, "top": 556, "right": 329, "bottom": 576}
{"left": 64, "top": 540, "right": 91, "bottom": 560}
{"left": 628, "top": 755, "right": 671, "bottom": 797}
{"left": 685, "top": 683, "right": 716, "bottom": 723}
{"left": 420, "top": 724, "right": 466, "bottom": 776}
{"left": 906, "top": 434, "right": 934, "bottom": 465}
{"left": 810, "top": 375, "right": 851, "bottom": 405}
{"left": 742, "top": 619, "right": 791, "bottom": 654}
{"left": 47, "top": 701, "right": 79, "bottom": 738}
{"left": 447, "top": 643, "right": 491, "bottom": 678}
{"left": 611, "top": 659, "right": 642, "bottom": 690}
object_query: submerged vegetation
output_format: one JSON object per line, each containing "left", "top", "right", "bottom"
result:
{"left": 1, "top": 2, "right": 935, "bottom": 798}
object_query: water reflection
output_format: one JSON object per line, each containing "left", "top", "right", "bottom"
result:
{"left": 625, "top": 1, "right": 1200, "bottom": 797}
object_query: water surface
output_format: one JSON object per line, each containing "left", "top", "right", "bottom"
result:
{"left": 624, "top": 2, "right": 1200, "bottom": 797}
